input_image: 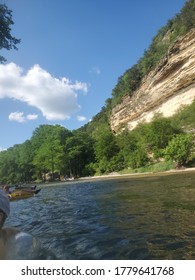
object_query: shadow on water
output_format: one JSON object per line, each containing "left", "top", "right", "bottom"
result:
{"left": 6, "top": 172, "right": 195, "bottom": 259}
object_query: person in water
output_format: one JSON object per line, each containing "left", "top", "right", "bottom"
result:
{"left": 3, "top": 184, "right": 11, "bottom": 194}
{"left": 0, "top": 189, "right": 19, "bottom": 259}
{"left": 0, "top": 189, "right": 55, "bottom": 259}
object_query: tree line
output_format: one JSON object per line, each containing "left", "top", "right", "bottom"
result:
{"left": 0, "top": 100, "right": 194, "bottom": 184}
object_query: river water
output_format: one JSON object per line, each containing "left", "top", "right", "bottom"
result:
{"left": 6, "top": 171, "right": 195, "bottom": 259}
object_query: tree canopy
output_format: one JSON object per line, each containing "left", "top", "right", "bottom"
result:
{"left": 164, "top": 134, "right": 194, "bottom": 166}
{"left": 0, "top": 4, "right": 20, "bottom": 63}
{"left": 0, "top": 101, "right": 194, "bottom": 184}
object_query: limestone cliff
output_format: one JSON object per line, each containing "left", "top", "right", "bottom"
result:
{"left": 110, "top": 29, "right": 195, "bottom": 133}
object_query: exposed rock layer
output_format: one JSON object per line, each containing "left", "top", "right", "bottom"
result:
{"left": 110, "top": 29, "right": 195, "bottom": 132}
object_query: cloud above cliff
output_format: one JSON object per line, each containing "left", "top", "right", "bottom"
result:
{"left": 0, "top": 63, "right": 88, "bottom": 121}
{"left": 8, "top": 112, "right": 38, "bottom": 123}
{"left": 77, "top": 115, "right": 87, "bottom": 122}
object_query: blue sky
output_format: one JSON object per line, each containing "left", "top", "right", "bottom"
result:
{"left": 0, "top": 0, "right": 187, "bottom": 149}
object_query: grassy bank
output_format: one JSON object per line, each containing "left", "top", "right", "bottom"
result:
{"left": 119, "top": 161, "right": 175, "bottom": 175}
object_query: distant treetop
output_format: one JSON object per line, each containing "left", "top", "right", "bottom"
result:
{"left": 0, "top": 4, "right": 21, "bottom": 63}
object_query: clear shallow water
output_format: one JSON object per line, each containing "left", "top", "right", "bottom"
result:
{"left": 6, "top": 172, "right": 195, "bottom": 259}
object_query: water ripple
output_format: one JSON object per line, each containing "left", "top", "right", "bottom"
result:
{"left": 5, "top": 172, "right": 195, "bottom": 259}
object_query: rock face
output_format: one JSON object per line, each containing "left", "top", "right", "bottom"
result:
{"left": 110, "top": 29, "right": 195, "bottom": 133}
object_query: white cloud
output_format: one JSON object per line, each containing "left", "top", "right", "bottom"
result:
{"left": 26, "top": 114, "right": 38, "bottom": 120}
{"left": 9, "top": 112, "right": 25, "bottom": 123}
{"left": 77, "top": 115, "right": 87, "bottom": 122}
{"left": 0, "top": 63, "right": 88, "bottom": 120}
{"left": 0, "top": 147, "right": 7, "bottom": 152}
{"left": 8, "top": 112, "right": 38, "bottom": 123}
{"left": 90, "top": 67, "right": 101, "bottom": 75}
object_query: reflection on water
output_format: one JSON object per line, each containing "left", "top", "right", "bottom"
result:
{"left": 6, "top": 172, "right": 195, "bottom": 259}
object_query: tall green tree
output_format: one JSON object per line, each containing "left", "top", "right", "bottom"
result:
{"left": 93, "top": 124, "right": 120, "bottom": 173}
{"left": 64, "top": 131, "right": 95, "bottom": 177}
{"left": 116, "top": 128, "right": 149, "bottom": 169}
{"left": 31, "top": 125, "right": 71, "bottom": 150}
{"left": 116, "top": 129, "right": 137, "bottom": 167}
{"left": 0, "top": 145, "right": 22, "bottom": 184}
{"left": 33, "top": 137, "right": 64, "bottom": 180}
{"left": 32, "top": 125, "right": 70, "bottom": 180}
{"left": 17, "top": 140, "right": 34, "bottom": 182}
{"left": 164, "top": 134, "right": 194, "bottom": 167}
{"left": 144, "top": 115, "right": 181, "bottom": 158}
{"left": 0, "top": 4, "right": 20, "bottom": 63}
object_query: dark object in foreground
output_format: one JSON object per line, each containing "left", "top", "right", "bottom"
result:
{"left": 9, "top": 188, "right": 41, "bottom": 201}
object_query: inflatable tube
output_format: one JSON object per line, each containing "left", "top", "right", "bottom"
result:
{"left": 0, "top": 228, "right": 56, "bottom": 260}
{"left": 9, "top": 189, "right": 41, "bottom": 201}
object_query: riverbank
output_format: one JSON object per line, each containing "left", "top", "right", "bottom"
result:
{"left": 34, "top": 166, "right": 195, "bottom": 188}
{"left": 78, "top": 166, "right": 195, "bottom": 181}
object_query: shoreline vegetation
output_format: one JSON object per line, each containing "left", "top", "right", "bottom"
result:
{"left": 37, "top": 166, "right": 195, "bottom": 187}
{"left": 79, "top": 166, "right": 195, "bottom": 181}
{"left": 3, "top": 165, "right": 194, "bottom": 190}
{"left": 24, "top": 166, "right": 194, "bottom": 192}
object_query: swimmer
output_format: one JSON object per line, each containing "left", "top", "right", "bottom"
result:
{"left": 0, "top": 189, "right": 43, "bottom": 259}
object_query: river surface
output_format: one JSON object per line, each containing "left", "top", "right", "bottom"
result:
{"left": 6, "top": 171, "right": 195, "bottom": 259}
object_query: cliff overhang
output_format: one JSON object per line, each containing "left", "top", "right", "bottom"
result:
{"left": 110, "top": 29, "right": 195, "bottom": 133}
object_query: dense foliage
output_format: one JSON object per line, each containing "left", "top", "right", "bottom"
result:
{"left": 0, "top": 4, "right": 20, "bottom": 63}
{"left": 164, "top": 134, "right": 194, "bottom": 166}
{"left": 0, "top": 100, "right": 194, "bottom": 184}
